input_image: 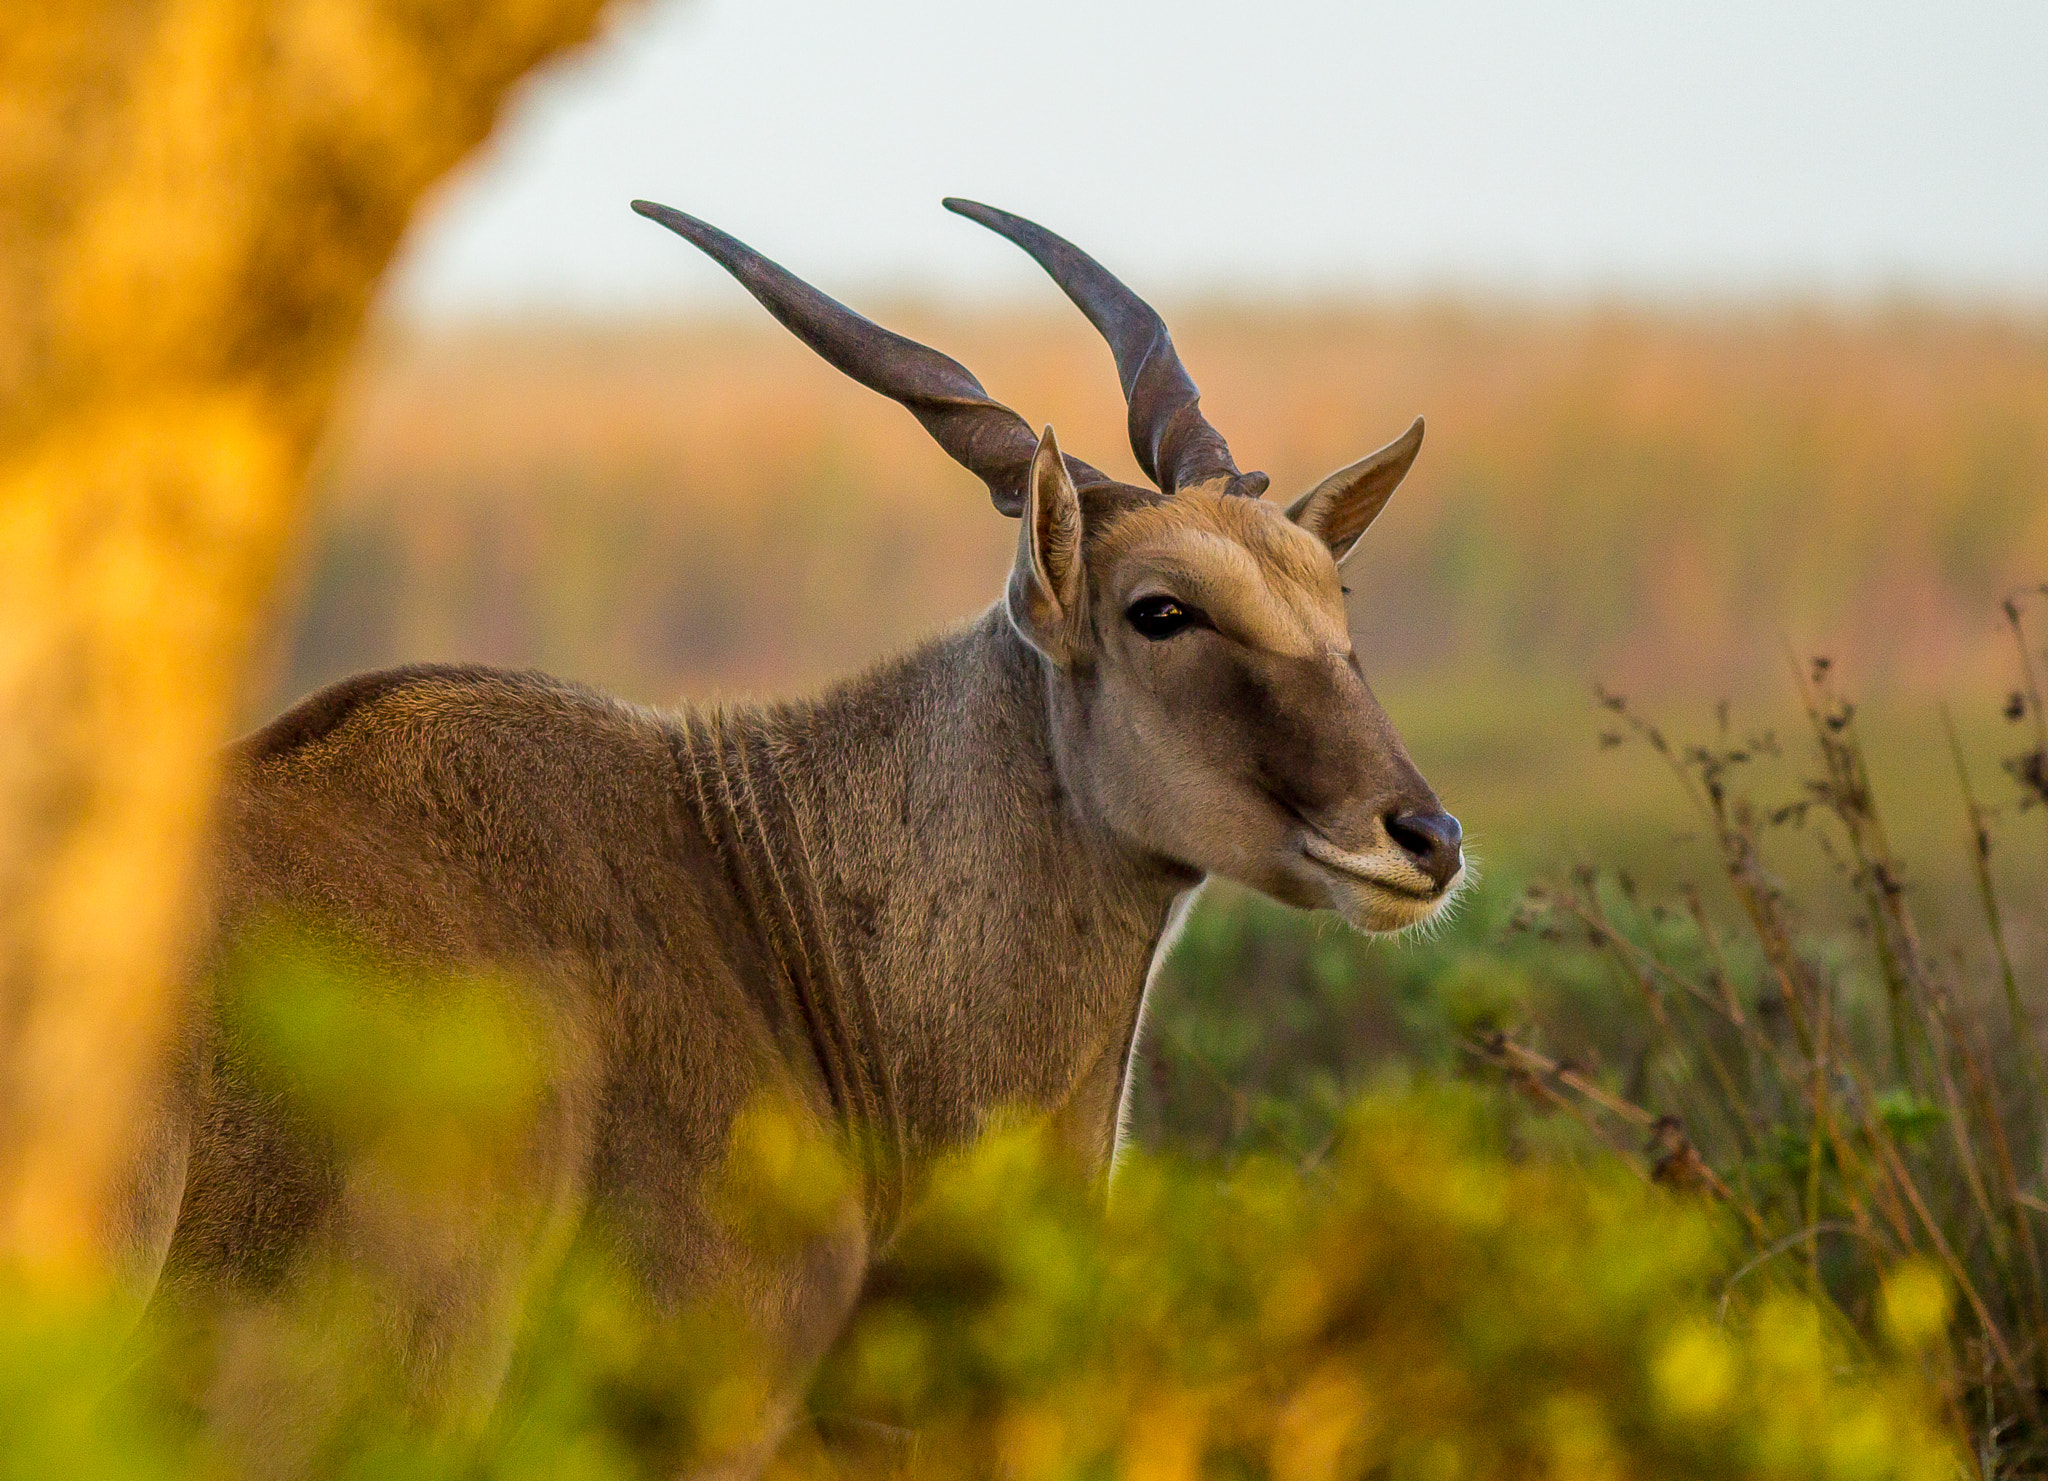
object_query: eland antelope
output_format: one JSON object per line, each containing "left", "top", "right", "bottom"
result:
{"left": 121, "top": 198, "right": 1464, "bottom": 1472}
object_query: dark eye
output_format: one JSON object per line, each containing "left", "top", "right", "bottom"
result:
{"left": 1125, "top": 594, "right": 1203, "bottom": 641}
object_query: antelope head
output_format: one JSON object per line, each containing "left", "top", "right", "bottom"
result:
{"left": 633, "top": 198, "right": 1463, "bottom": 932}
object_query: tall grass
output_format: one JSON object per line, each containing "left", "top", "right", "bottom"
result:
{"left": 1458, "top": 591, "right": 2048, "bottom": 1475}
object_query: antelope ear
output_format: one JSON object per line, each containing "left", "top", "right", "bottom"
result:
{"left": 1286, "top": 416, "right": 1424, "bottom": 563}
{"left": 1006, "top": 425, "right": 1086, "bottom": 662}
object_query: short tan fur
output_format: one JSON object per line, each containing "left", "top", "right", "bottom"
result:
{"left": 115, "top": 200, "right": 1464, "bottom": 1475}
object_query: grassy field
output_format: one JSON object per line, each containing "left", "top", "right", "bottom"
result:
{"left": 304, "top": 306, "right": 2048, "bottom": 695}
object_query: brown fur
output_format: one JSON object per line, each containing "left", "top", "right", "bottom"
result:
{"left": 112, "top": 297, "right": 1459, "bottom": 1480}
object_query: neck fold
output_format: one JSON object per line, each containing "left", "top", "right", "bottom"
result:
{"left": 671, "top": 609, "right": 1191, "bottom": 1196}
{"left": 670, "top": 706, "right": 908, "bottom": 1232}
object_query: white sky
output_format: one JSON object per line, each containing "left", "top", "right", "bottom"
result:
{"left": 387, "top": 0, "right": 2048, "bottom": 317}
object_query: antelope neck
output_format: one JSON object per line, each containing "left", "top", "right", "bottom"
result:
{"left": 670, "top": 703, "right": 907, "bottom": 1231}
{"left": 669, "top": 608, "right": 1191, "bottom": 1194}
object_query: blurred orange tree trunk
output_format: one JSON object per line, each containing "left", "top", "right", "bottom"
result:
{"left": 0, "top": 0, "right": 620, "bottom": 1276}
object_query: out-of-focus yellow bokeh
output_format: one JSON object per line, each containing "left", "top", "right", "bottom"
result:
{"left": 0, "top": 0, "right": 619, "bottom": 1275}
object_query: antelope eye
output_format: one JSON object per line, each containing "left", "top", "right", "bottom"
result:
{"left": 1125, "top": 594, "right": 1202, "bottom": 641}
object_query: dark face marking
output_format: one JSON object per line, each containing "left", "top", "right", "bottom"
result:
{"left": 1201, "top": 645, "right": 1429, "bottom": 825}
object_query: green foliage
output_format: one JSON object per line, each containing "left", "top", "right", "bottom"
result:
{"left": 0, "top": 929, "right": 1965, "bottom": 1479}
{"left": 813, "top": 1091, "right": 1956, "bottom": 1481}
{"left": 1129, "top": 876, "right": 1597, "bottom": 1163}
{"left": 218, "top": 922, "right": 551, "bottom": 1182}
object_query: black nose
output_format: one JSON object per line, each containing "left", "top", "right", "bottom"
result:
{"left": 1385, "top": 809, "right": 1463, "bottom": 891}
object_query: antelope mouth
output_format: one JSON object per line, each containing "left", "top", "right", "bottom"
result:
{"left": 1298, "top": 833, "right": 1448, "bottom": 901}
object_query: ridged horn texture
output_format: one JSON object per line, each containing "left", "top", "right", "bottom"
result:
{"left": 943, "top": 198, "right": 1268, "bottom": 501}
{"left": 632, "top": 200, "right": 1109, "bottom": 516}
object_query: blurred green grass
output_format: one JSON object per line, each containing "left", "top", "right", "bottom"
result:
{"left": 7, "top": 925, "right": 1964, "bottom": 1479}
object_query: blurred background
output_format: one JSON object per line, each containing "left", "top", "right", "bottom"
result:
{"left": 276, "top": 0, "right": 2048, "bottom": 1147}
{"left": 5, "top": 3, "right": 2034, "bottom": 1465}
